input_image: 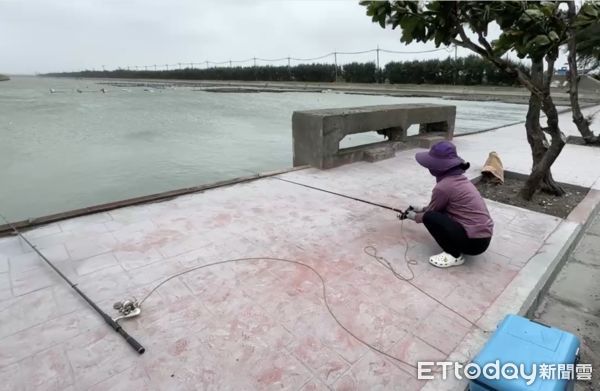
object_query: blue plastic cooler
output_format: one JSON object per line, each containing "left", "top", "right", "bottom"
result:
{"left": 469, "top": 315, "right": 579, "bottom": 391}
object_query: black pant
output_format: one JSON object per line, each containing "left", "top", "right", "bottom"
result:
{"left": 422, "top": 211, "right": 491, "bottom": 258}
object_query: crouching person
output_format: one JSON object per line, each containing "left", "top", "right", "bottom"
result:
{"left": 403, "top": 141, "right": 494, "bottom": 268}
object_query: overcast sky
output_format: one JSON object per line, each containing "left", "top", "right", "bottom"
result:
{"left": 1, "top": 0, "right": 490, "bottom": 74}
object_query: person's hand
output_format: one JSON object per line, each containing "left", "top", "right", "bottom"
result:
{"left": 398, "top": 207, "right": 417, "bottom": 221}
{"left": 405, "top": 210, "right": 417, "bottom": 221}
{"left": 409, "top": 205, "right": 426, "bottom": 213}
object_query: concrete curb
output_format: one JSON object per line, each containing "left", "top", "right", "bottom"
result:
{"left": 0, "top": 165, "right": 309, "bottom": 237}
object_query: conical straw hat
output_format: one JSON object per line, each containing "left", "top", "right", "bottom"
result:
{"left": 481, "top": 151, "right": 504, "bottom": 183}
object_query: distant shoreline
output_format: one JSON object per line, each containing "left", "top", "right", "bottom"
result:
{"left": 45, "top": 75, "right": 600, "bottom": 106}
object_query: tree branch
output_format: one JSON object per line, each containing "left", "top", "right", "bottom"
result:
{"left": 544, "top": 54, "right": 555, "bottom": 92}
{"left": 451, "top": 27, "right": 543, "bottom": 99}
{"left": 476, "top": 31, "right": 494, "bottom": 56}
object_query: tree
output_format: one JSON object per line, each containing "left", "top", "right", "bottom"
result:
{"left": 362, "top": 1, "right": 567, "bottom": 199}
{"left": 566, "top": 1, "right": 600, "bottom": 144}
{"left": 575, "top": 19, "right": 600, "bottom": 71}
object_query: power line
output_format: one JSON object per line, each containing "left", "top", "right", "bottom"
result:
{"left": 290, "top": 52, "right": 333, "bottom": 62}
{"left": 379, "top": 47, "right": 448, "bottom": 54}
{"left": 336, "top": 49, "right": 378, "bottom": 55}
{"left": 99, "top": 47, "right": 453, "bottom": 72}
{"left": 255, "top": 56, "right": 289, "bottom": 62}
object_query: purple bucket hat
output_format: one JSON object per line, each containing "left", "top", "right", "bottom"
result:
{"left": 415, "top": 141, "right": 465, "bottom": 171}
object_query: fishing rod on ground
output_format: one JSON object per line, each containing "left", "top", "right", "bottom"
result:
{"left": 0, "top": 213, "right": 146, "bottom": 355}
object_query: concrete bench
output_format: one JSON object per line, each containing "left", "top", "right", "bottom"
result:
{"left": 292, "top": 103, "right": 456, "bottom": 169}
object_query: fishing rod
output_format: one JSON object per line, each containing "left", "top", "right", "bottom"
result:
{"left": 273, "top": 177, "right": 408, "bottom": 215}
{"left": 0, "top": 213, "right": 145, "bottom": 355}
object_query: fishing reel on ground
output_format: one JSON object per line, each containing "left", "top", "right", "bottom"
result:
{"left": 112, "top": 298, "right": 141, "bottom": 322}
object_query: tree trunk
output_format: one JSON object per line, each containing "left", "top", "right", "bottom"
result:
{"left": 567, "top": 0, "right": 597, "bottom": 143}
{"left": 520, "top": 59, "right": 566, "bottom": 200}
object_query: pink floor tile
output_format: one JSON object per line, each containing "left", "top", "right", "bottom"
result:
{"left": 333, "top": 351, "right": 424, "bottom": 391}
{"left": 87, "top": 364, "right": 155, "bottom": 391}
{"left": 0, "top": 273, "right": 10, "bottom": 302}
{"left": 413, "top": 304, "right": 473, "bottom": 355}
{"left": 289, "top": 308, "right": 369, "bottom": 364}
{"left": 65, "top": 327, "right": 140, "bottom": 389}
{"left": 74, "top": 252, "right": 119, "bottom": 276}
{"left": 247, "top": 351, "right": 313, "bottom": 391}
{"left": 113, "top": 248, "right": 164, "bottom": 271}
{"left": 289, "top": 335, "right": 351, "bottom": 385}
{"left": 0, "top": 287, "right": 61, "bottom": 339}
{"left": 0, "top": 312, "right": 82, "bottom": 367}
{"left": 10, "top": 262, "right": 75, "bottom": 296}
{"left": 299, "top": 378, "right": 331, "bottom": 391}
{"left": 75, "top": 264, "right": 133, "bottom": 301}
{"left": 19, "top": 345, "right": 74, "bottom": 391}
{"left": 385, "top": 334, "right": 448, "bottom": 375}
{"left": 0, "top": 362, "right": 23, "bottom": 391}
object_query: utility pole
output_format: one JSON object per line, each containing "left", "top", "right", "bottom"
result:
{"left": 229, "top": 60, "right": 232, "bottom": 67}
{"left": 178, "top": 62, "right": 182, "bottom": 69}
{"left": 153, "top": 64, "right": 157, "bottom": 71}
{"left": 165, "top": 64, "right": 169, "bottom": 71}
{"left": 376, "top": 45, "right": 380, "bottom": 83}
{"left": 144, "top": 65, "right": 148, "bottom": 71}
{"left": 253, "top": 57, "right": 256, "bottom": 67}
{"left": 454, "top": 44, "right": 458, "bottom": 85}
{"left": 205, "top": 61, "right": 209, "bottom": 69}
{"left": 334, "top": 51, "right": 338, "bottom": 82}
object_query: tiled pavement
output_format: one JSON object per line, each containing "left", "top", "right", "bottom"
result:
{"left": 0, "top": 153, "right": 563, "bottom": 390}
{"left": 1, "top": 105, "right": 599, "bottom": 390}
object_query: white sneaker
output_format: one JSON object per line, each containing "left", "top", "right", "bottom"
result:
{"left": 429, "top": 252, "right": 465, "bottom": 268}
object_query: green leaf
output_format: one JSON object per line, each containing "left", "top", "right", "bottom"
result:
{"left": 581, "top": 3, "right": 599, "bottom": 18}
{"left": 399, "top": 15, "right": 420, "bottom": 35}
{"left": 540, "top": 2, "right": 557, "bottom": 17}
{"left": 524, "top": 8, "right": 544, "bottom": 20}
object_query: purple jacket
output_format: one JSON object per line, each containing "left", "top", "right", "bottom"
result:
{"left": 415, "top": 175, "right": 494, "bottom": 238}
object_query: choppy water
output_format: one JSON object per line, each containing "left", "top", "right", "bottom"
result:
{"left": 0, "top": 76, "right": 528, "bottom": 221}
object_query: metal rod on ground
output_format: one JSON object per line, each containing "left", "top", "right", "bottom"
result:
{"left": 0, "top": 213, "right": 145, "bottom": 355}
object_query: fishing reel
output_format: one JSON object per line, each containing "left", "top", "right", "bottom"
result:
{"left": 397, "top": 206, "right": 414, "bottom": 220}
{"left": 112, "top": 298, "right": 141, "bottom": 322}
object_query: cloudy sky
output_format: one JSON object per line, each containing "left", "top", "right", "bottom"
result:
{"left": 0, "top": 0, "right": 487, "bottom": 74}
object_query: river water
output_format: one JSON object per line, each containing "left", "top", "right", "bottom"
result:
{"left": 0, "top": 76, "right": 528, "bottom": 221}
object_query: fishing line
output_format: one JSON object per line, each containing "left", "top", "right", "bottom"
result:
{"left": 133, "top": 210, "right": 481, "bottom": 370}
{"left": 132, "top": 219, "right": 475, "bottom": 373}
{"left": 273, "top": 176, "right": 404, "bottom": 213}
{"left": 136, "top": 256, "right": 422, "bottom": 371}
